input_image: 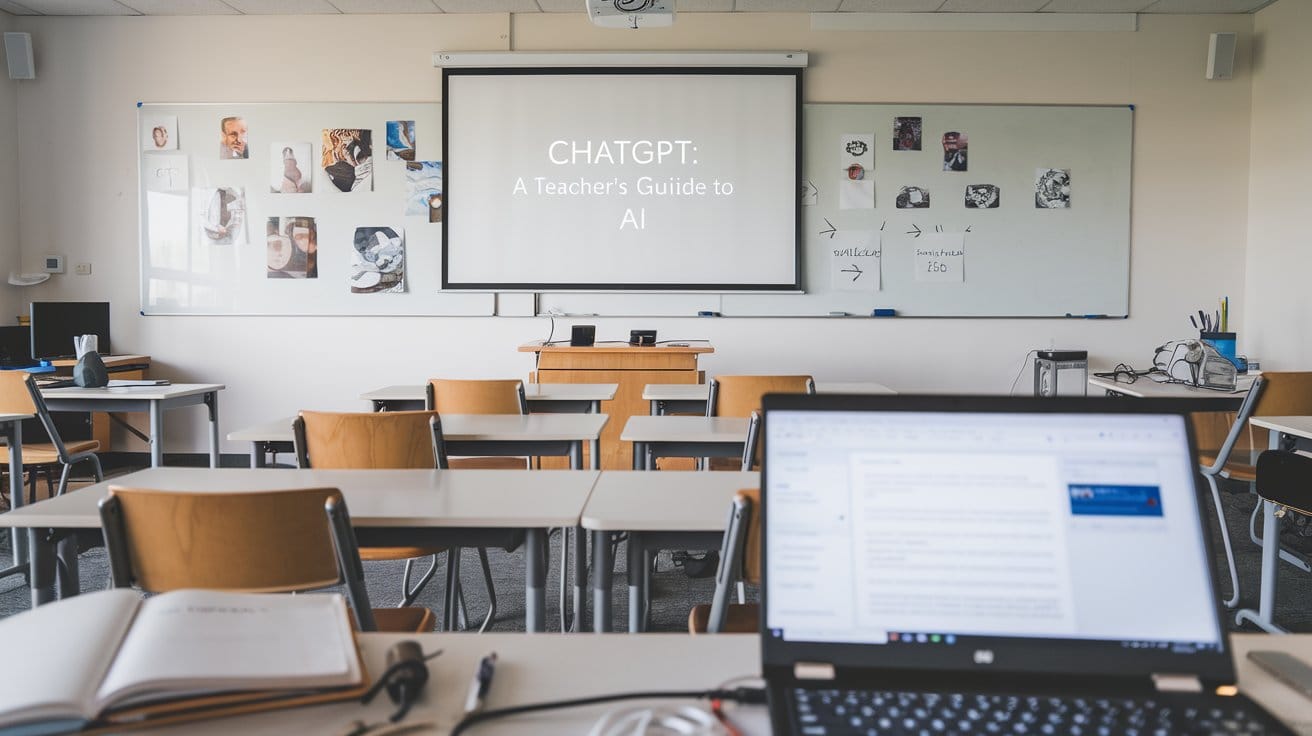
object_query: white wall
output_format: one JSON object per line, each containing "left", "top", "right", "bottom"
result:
{"left": 0, "top": 14, "right": 22, "bottom": 319}
{"left": 6, "top": 11, "right": 1257, "bottom": 455}
{"left": 1244, "top": 0, "right": 1312, "bottom": 369}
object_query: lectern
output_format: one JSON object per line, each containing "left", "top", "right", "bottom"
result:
{"left": 520, "top": 342, "right": 714, "bottom": 470}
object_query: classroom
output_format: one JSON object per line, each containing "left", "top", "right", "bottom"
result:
{"left": 0, "top": 0, "right": 1309, "bottom": 734}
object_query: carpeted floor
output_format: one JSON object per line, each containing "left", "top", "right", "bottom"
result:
{"left": 1, "top": 479, "right": 1308, "bottom": 634}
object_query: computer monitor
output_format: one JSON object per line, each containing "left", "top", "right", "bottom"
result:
{"left": 30, "top": 301, "right": 111, "bottom": 360}
{"left": 0, "top": 325, "right": 32, "bottom": 366}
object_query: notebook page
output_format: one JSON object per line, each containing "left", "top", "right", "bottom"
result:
{"left": 0, "top": 589, "right": 141, "bottom": 725}
{"left": 94, "top": 591, "right": 358, "bottom": 711}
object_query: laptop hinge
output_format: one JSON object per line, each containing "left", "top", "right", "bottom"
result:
{"left": 794, "top": 662, "right": 837, "bottom": 681}
{"left": 1151, "top": 674, "right": 1203, "bottom": 693}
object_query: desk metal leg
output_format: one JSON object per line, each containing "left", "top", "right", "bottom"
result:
{"left": 206, "top": 392, "right": 220, "bottom": 468}
{"left": 250, "top": 442, "right": 266, "bottom": 468}
{"left": 627, "top": 532, "right": 647, "bottom": 633}
{"left": 591, "top": 530, "right": 613, "bottom": 632}
{"left": 1235, "top": 431, "right": 1289, "bottom": 634}
{"left": 572, "top": 525, "right": 586, "bottom": 632}
{"left": 633, "top": 441, "right": 645, "bottom": 471}
{"left": 2, "top": 421, "right": 25, "bottom": 578}
{"left": 525, "top": 528, "right": 547, "bottom": 633}
{"left": 56, "top": 535, "right": 79, "bottom": 598}
{"left": 149, "top": 401, "right": 164, "bottom": 467}
{"left": 29, "top": 529, "right": 57, "bottom": 607}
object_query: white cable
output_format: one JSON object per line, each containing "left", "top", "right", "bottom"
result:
{"left": 587, "top": 706, "right": 725, "bottom": 736}
{"left": 1008, "top": 350, "right": 1039, "bottom": 396}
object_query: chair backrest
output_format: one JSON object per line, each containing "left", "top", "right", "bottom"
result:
{"left": 701, "top": 488, "right": 763, "bottom": 633}
{"left": 294, "top": 410, "right": 440, "bottom": 469}
{"left": 0, "top": 370, "right": 74, "bottom": 462}
{"left": 1252, "top": 371, "right": 1312, "bottom": 417}
{"left": 738, "top": 488, "right": 763, "bottom": 585}
{"left": 1256, "top": 450, "right": 1312, "bottom": 516}
{"left": 707, "top": 375, "right": 814, "bottom": 418}
{"left": 98, "top": 486, "right": 377, "bottom": 630}
{"left": 426, "top": 379, "right": 527, "bottom": 415}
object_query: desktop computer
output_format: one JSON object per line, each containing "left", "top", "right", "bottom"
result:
{"left": 30, "top": 301, "right": 110, "bottom": 360}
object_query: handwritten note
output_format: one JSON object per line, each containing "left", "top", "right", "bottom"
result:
{"left": 831, "top": 231, "right": 881, "bottom": 292}
{"left": 914, "top": 232, "right": 965, "bottom": 283}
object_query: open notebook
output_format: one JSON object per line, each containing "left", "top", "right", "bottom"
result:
{"left": 0, "top": 589, "right": 366, "bottom": 735}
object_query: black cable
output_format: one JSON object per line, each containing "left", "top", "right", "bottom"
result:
{"left": 449, "top": 687, "right": 767, "bottom": 736}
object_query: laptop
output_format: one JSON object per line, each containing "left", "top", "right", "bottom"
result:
{"left": 760, "top": 394, "right": 1293, "bottom": 736}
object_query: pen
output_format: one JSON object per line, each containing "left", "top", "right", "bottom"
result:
{"left": 465, "top": 652, "right": 497, "bottom": 715}
{"left": 1189, "top": 315, "right": 1198, "bottom": 329}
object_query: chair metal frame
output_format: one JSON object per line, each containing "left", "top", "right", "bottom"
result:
{"left": 2, "top": 372, "right": 104, "bottom": 501}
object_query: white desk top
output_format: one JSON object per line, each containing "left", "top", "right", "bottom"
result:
{"left": 361, "top": 383, "right": 619, "bottom": 403}
{"left": 0, "top": 467, "right": 600, "bottom": 529}
{"left": 1087, "top": 375, "right": 1253, "bottom": 400}
{"left": 642, "top": 381, "right": 896, "bottom": 401}
{"left": 582, "top": 470, "right": 759, "bottom": 532}
{"left": 620, "top": 415, "right": 750, "bottom": 444}
{"left": 135, "top": 632, "right": 1311, "bottom": 735}
{"left": 228, "top": 413, "right": 609, "bottom": 444}
{"left": 41, "top": 383, "right": 225, "bottom": 401}
{"left": 1249, "top": 416, "right": 1312, "bottom": 441}
{"left": 0, "top": 413, "right": 31, "bottom": 423}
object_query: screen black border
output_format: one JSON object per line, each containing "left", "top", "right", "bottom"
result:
{"left": 30, "top": 301, "right": 111, "bottom": 360}
{"left": 758, "top": 394, "right": 1238, "bottom": 685}
{"left": 440, "top": 66, "right": 803, "bottom": 292}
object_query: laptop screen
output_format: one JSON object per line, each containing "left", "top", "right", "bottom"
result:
{"left": 762, "top": 397, "right": 1231, "bottom": 679}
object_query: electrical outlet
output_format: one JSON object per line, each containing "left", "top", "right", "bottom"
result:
{"left": 74, "top": 263, "right": 91, "bottom": 275}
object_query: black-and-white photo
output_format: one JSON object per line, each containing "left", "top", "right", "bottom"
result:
{"left": 893, "top": 117, "right": 922, "bottom": 151}
{"left": 1035, "top": 168, "right": 1071, "bottom": 208}
{"left": 942, "top": 131, "right": 967, "bottom": 171}
{"left": 350, "top": 226, "right": 406, "bottom": 294}
{"left": 896, "top": 185, "right": 930, "bottom": 209}
{"left": 965, "top": 184, "right": 1000, "bottom": 209}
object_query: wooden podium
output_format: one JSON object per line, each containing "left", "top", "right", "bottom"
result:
{"left": 520, "top": 342, "right": 713, "bottom": 470}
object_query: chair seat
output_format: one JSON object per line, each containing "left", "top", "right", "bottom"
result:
{"left": 372, "top": 606, "right": 436, "bottom": 633}
{"left": 448, "top": 457, "right": 529, "bottom": 470}
{"left": 360, "top": 545, "right": 446, "bottom": 562}
{"left": 1199, "top": 454, "right": 1257, "bottom": 483}
{"left": 688, "top": 603, "right": 760, "bottom": 634}
{"left": 0, "top": 440, "right": 100, "bottom": 466}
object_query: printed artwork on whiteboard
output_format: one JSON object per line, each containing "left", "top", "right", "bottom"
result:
{"left": 195, "top": 187, "right": 245, "bottom": 245}
{"left": 914, "top": 232, "right": 965, "bottom": 283}
{"left": 829, "top": 231, "right": 881, "bottom": 292}
{"left": 270, "top": 142, "right": 313, "bottom": 193}
{"left": 142, "top": 115, "right": 178, "bottom": 151}
{"left": 838, "top": 133, "right": 874, "bottom": 210}
{"left": 350, "top": 227, "right": 407, "bottom": 294}
{"left": 267, "top": 216, "right": 318, "bottom": 279}
{"left": 145, "top": 155, "right": 188, "bottom": 193}
{"left": 1035, "top": 168, "right": 1071, "bottom": 208}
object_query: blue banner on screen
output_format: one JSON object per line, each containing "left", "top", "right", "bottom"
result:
{"left": 1068, "top": 484, "right": 1163, "bottom": 517}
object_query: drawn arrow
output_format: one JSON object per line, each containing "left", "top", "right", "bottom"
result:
{"left": 880, "top": 221, "right": 886, "bottom": 231}
{"left": 799, "top": 179, "right": 818, "bottom": 203}
{"left": 965, "top": 225, "right": 973, "bottom": 233}
{"left": 906, "top": 224, "right": 922, "bottom": 238}
{"left": 840, "top": 264, "right": 864, "bottom": 282}
{"left": 820, "top": 218, "right": 837, "bottom": 239}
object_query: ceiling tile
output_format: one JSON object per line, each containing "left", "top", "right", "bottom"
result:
{"left": 1039, "top": 0, "right": 1150, "bottom": 10}
{"left": 222, "top": 0, "right": 342, "bottom": 12}
{"left": 432, "top": 0, "right": 540, "bottom": 11}
{"left": 117, "top": 0, "right": 240, "bottom": 13}
{"left": 734, "top": 0, "right": 840, "bottom": 10}
{"left": 938, "top": 0, "right": 1047, "bottom": 10}
{"left": 837, "top": 0, "right": 946, "bottom": 10}
{"left": 328, "top": 0, "right": 440, "bottom": 11}
{"left": 5, "top": 0, "right": 139, "bottom": 13}
{"left": 1141, "top": 0, "right": 1266, "bottom": 11}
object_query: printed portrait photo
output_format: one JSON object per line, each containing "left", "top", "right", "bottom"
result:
{"left": 219, "top": 116, "right": 249, "bottom": 159}
{"left": 267, "top": 216, "right": 318, "bottom": 278}
{"left": 942, "top": 131, "right": 968, "bottom": 171}
{"left": 322, "top": 128, "right": 373, "bottom": 192}
{"left": 142, "top": 115, "right": 178, "bottom": 151}
{"left": 269, "top": 142, "right": 312, "bottom": 194}
{"left": 893, "top": 117, "right": 922, "bottom": 151}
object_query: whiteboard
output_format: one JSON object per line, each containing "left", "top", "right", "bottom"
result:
{"left": 721, "top": 103, "right": 1133, "bottom": 317}
{"left": 137, "top": 102, "right": 493, "bottom": 316}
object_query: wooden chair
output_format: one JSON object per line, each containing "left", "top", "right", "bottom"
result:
{"left": 426, "top": 379, "right": 529, "bottom": 469}
{"left": 293, "top": 410, "right": 498, "bottom": 632}
{"left": 99, "top": 486, "right": 433, "bottom": 633}
{"left": 0, "top": 371, "right": 102, "bottom": 503}
{"left": 689, "top": 488, "right": 761, "bottom": 634}
{"left": 1198, "top": 371, "right": 1312, "bottom": 608}
{"left": 707, "top": 375, "right": 814, "bottom": 470}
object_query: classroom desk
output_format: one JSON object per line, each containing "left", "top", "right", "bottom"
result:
{"left": 229, "top": 414, "right": 608, "bottom": 471}
{"left": 582, "top": 470, "right": 759, "bottom": 633}
{"left": 643, "top": 381, "right": 897, "bottom": 415}
{"left": 0, "top": 413, "right": 29, "bottom": 581}
{"left": 620, "top": 416, "right": 750, "bottom": 471}
{"left": 1087, "top": 374, "right": 1253, "bottom": 409}
{"left": 361, "top": 383, "right": 619, "bottom": 414}
{"left": 1239, "top": 416, "right": 1312, "bottom": 634}
{"left": 0, "top": 467, "right": 597, "bottom": 632}
{"left": 138, "top": 633, "right": 1312, "bottom": 735}
{"left": 40, "top": 383, "right": 224, "bottom": 468}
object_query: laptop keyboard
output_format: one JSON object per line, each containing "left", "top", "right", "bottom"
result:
{"left": 791, "top": 688, "right": 1276, "bottom": 735}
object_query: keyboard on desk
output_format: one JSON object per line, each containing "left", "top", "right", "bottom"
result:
{"left": 789, "top": 687, "right": 1278, "bottom": 735}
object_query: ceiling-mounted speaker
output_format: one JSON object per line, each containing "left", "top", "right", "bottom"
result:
{"left": 585, "top": 0, "right": 674, "bottom": 29}
{"left": 1206, "top": 32, "right": 1236, "bottom": 80}
{"left": 4, "top": 32, "right": 33, "bottom": 80}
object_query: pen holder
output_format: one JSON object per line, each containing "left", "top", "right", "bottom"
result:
{"left": 1200, "top": 331, "right": 1237, "bottom": 362}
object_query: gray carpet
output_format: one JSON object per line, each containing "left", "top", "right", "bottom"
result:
{"left": 1, "top": 480, "right": 1309, "bottom": 633}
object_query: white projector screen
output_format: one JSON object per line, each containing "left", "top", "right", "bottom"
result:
{"left": 442, "top": 68, "right": 802, "bottom": 291}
